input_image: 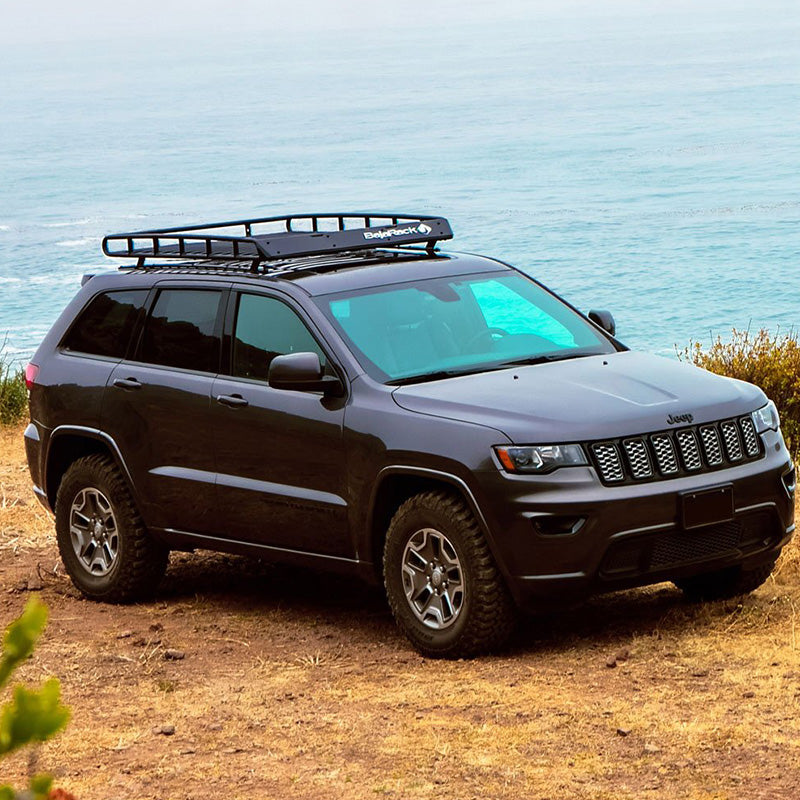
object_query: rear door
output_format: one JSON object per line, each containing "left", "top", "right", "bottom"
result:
{"left": 101, "top": 284, "right": 227, "bottom": 535}
{"left": 211, "top": 289, "right": 350, "bottom": 557}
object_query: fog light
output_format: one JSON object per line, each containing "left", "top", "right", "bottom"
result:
{"left": 532, "top": 516, "right": 586, "bottom": 536}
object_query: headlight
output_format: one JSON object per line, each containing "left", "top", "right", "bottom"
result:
{"left": 494, "top": 444, "right": 588, "bottom": 474}
{"left": 752, "top": 400, "right": 780, "bottom": 433}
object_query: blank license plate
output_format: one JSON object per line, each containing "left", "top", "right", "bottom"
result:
{"left": 681, "top": 485, "right": 734, "bottom": 529}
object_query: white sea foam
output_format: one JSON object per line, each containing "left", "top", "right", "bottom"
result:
{"left": 44, "top": 218, "right": 93, "bottom": 228}
{"left": 28, "top": 274, "right": 81, "bottom": 286}
{"left": 56, "top": 237, "right": 95, "bottom": 248}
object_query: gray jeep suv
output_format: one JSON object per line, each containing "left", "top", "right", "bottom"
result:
{"left": 24, "top": 213, "right": 795, "bottom": 657}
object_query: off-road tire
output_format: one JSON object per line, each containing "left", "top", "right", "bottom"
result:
{"left": 674, "top": 558, "right": 777, "bottom": 602}
{"left": 55, "top": 454, "right": 169, "bottom": 602}
{"left": 383, "top": 490, "right": 516, "bottom": 658}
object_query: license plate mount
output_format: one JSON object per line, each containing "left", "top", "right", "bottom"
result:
{"left": 681, "top": 484, "right": 734, "bottom": 530}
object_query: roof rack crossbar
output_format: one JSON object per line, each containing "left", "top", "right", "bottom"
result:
{"left": 102, "top": 213, "right": 452, "bottom": 269}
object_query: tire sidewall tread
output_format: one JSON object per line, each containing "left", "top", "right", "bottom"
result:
{"left": 383, "top": 490, "right": 516, "bottom": 658}
{"left": 55, "top": 454, "right": 168, "bottom": 603}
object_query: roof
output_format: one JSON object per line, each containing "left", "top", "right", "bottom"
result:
{"left": 104, "top": 250, "right": 511, "bottom": 296}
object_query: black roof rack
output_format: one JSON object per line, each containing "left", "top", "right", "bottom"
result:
{"left": 102, "top": 213, "right": 453, "bottom": 271}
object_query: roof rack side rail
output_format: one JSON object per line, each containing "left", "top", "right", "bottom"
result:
{"left": 102, "top": 212, "right": 453, "bottom": 268}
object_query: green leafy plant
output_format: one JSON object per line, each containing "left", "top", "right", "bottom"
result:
{"left": 679, "top": 328, "right": 800, "bottom": 459}
{"left": 0, "top": 339, "right": 27, "bottom": 427}
{"left": 0, "top": 597, "right": 70, "bottom": 800}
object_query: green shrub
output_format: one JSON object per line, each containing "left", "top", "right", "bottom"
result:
{"left": 679, "top": 328, "right": 800, "bottom": 459}
{"left": 0, "top": 343, "right": 27, "bottom": 427}
{"left": 0, "top": 597, "right": 70, "bottom": 800}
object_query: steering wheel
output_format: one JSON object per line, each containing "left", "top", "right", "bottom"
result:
{"left": 464, "top": 327, "right": 509, "bottom": 350}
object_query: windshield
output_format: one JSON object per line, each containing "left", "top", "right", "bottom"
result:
{"left": 316, "top": 271, "right": 616, "bottom": 383}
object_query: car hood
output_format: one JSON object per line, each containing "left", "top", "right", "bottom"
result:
{"left": 391, "top": 351, "right": 766, "bottom": 443}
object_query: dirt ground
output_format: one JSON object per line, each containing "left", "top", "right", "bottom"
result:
{"left": 1, "top": 424, "right": 799, "bottom": 800}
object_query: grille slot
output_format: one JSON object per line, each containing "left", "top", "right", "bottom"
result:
{"left": 699, "top": 425, "right": 723, "bottom": 466}
{"left": 675, "top": 429, "right": 702, "bottom": 471}
{"left": 591, "top": 443, "right": 624, "bottom": 483}
{"left": 739, "top": 416, "right": 760, "bottom": 457}
{"left": 720, "top": 420, "right": 743, "bottom": 461}
{"left": 650, "top": 521, "right": 741, "bottom": 568}
{"left": 599, "top": 517, "right": 771, "bottom": 578}
{"left": 588, "top": 415, "right": 764, "bottom": 486}
{"left": 622, "top": 438, "right": 653, "bottom": 479}
{"left": 650, "top": 434, "right": 679, "bottom": 475}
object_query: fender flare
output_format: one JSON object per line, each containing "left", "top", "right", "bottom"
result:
{"left": 46, "top": 425, "right": 142, "bottom": 509}
{"left": 367, "top": 465, "right": 509, "bottom": 579}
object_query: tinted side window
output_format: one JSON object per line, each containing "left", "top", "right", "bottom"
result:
{"left": 233, "top": 293, "right": 325, "bottom": 381}
{"left": 63, "top": 290, "right": 148, "bottom": 358}
{"left": 139, "top": 289, "right": 223, "bottom": 373}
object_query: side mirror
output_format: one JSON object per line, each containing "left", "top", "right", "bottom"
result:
{"left": 588, "top": 309, "right": 616, "bottom": 337}
{"left": 268, "top": 352, "right": 344, "bottom": 396}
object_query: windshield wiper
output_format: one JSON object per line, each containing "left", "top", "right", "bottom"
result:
{"left": 387, "top": 366, "right": 501, "bottom": 386}
{"left": 497, "top": 349, "right": 603, "bottom": 368}
{"left": 388, "top": 350, "right": 606, "bottom": 386}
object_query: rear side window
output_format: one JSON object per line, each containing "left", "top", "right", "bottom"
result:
{"left": 233, "top": 293, "right": 325, "bottom": 381}
{"left": 138, "top": 289, "right": 223, "bottom": 373}
{"left": 62, "top": 290, "right": 148, "bottom": 359}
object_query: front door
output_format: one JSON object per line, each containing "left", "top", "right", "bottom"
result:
{"left": 211, "top": 290, "right": 350, "bottom": 557}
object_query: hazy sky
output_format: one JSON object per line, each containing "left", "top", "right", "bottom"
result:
{"left": 4, "top": 0, "right": 509, "bottom": 44}
{"left": 1, "top": 0, "right": 765, "bottom": 46}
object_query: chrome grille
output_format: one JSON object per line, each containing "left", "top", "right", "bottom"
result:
{"left": 699, "top": 425, "right": 723, "bottom": 466}
{"left": 591, "top": 443, "right": 624, "bottom": 483}
{"left": 675, "top": 429, "right": 702, "bottom": 471}
{"left": 739, "top": 416, "right": 759, "bottom": 457}
{"left": 720, "top": 420, "right": 743, "bottom": 461}
{"left": 589, "top": 416, "right": 763, "bottom": 485}
{"left": 622, "top": 438, "right": 653, "bottom": 479}
{"left": 651, "top": 433, "right": 679, "bottom": 475}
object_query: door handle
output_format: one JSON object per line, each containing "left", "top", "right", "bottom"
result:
{"left": 216, "top": 393, "right": 249, "bottom": 408}
{"left": 113, "top": 377, "right": 142, "bottom": 390}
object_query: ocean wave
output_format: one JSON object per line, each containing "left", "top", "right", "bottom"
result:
{"left": 56, "top": 237, "right": 96, "bottom": 248}
{"left": 28, "top": 274, "right": 84, "bottom": 286}
{"left": 44, "top": 218, "right": 94, "bottom": 228}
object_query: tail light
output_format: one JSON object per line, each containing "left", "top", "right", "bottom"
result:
{"left": 25, "top": 363, "right": 39, "bottom": 390}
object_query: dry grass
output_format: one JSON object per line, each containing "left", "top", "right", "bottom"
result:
{"left": 1, "top": 424, "right": 799, "bottom": 799}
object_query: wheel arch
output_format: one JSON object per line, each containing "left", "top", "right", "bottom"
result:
{"left": 45, "top": 426, "right": 139, "bottom": 510}
{"left": 367, "top": 466, "right": 501, "bottom": 581}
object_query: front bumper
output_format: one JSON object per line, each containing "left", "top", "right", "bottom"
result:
{"left": 473, "top": 429, "right": 795, "bottom": 612}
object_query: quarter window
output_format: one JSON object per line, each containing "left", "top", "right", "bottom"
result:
{"left": 233, "top": 293, "right": 325, "bottom": 381}
{"left": 139, "top": 289, "right": 223, "bottom": 373}
{"left": 62, "top": 290, "right": 148, "bottom": 359}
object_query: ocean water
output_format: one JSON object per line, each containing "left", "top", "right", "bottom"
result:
{"left": 1, "top": 1, "right": 798, "bottom": 363}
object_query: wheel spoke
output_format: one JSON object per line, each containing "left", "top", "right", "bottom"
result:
{"left": 70, "top": 523, "right": 90, "bottom": 552}
{"left": 72, "top": 510, "right": 91, "bottom": 526}
{"left": 406, "top": 548, "right": 428, "bottom": 573}
{"left": 83, "top": 540, "right": 98, "bottom": 563}
{"left": 96, "top": 494, "right": 113, "bottom": 522}
{"left": 412, "top": 585, "right": 434, "bottom": 612}
{"left": 444, "top": 565, "right": 462, "bottom": 589}
{"left": 100, "top": 542, "right": 114, "bottom": 570}
{"left": 440, "top": 590, "right": 455, "bottom": 620}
